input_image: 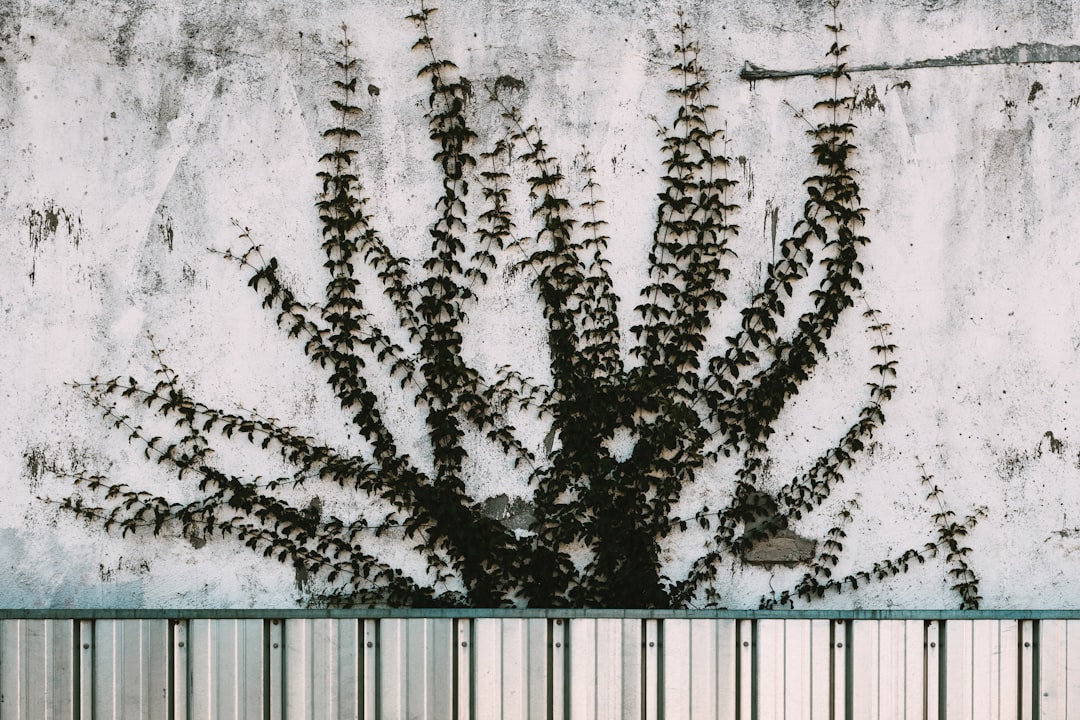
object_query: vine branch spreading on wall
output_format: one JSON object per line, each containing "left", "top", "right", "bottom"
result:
{"left": 50, "top": 1, "right": 981, "bottom": 608}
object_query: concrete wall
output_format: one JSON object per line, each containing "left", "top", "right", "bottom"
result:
{"left": 2, "top": 0, "right": 1080, "bottom": 608}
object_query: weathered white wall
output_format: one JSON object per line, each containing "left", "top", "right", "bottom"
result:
{"left": 3, "top": 0, "right": 1080, "bottom": 608}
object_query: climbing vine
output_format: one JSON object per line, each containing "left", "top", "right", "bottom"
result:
{"left": 52, "top": 1, "right": 981, "bottom": 608}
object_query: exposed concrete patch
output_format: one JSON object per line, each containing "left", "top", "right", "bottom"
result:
{"left": 481, "top": 493, "right": 535, "bottom": 532}
{"left": 743, "top": 529, "right": 817, "bottom": 567}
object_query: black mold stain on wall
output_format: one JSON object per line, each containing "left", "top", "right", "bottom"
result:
{"left": 109, "top": 0, "right": 150, "bottom": 67}
{"left": 157, "top": 204, "right": 174, "bottom": 251}
{"left": 26, "top": 201, "right": 83, "bottom": 286}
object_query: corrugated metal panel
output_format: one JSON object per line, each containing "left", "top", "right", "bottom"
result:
{"left": 284, "top": 617, "right": 361, "bottom": 720}
{"left": 0, "top": 618, "right": 76, "bottom": 719}
{"left": 756, "top": 618, "right": 835, "bottom": 720}
{"left": 473, "top": 618, "right": 549, "bottom": 720}
{"left": 567, "top": 618, "right": 644, "bottom": 720}
{"left": 662, "top": 618, "right": 737, "bottom": 720}
{"left": 1038, "top": 618, "right": 1080, "bottom": 720}
{"left": 0, "top": 614, "right": 1074, "bottom": 719}
{"left": 188, "top": 618, "right": 268, "bottom": 719}
{"left": 944, "top": 619, "right": 1019, "bottom": 719}
{"left": 378, "top": 617, "right": 457, "bottom": 719}
{"left": 88, "top": 619, "right": 171, "bottom": 719}
{"left": 850, "top": 619, "right": 927, "bottom": 720}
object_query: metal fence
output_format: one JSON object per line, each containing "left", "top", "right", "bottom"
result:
{"left": 0, "top": 610, "right": 1076, "bottom": 719}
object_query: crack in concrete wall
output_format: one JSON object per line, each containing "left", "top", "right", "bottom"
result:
{"left": 742, "top": 41, "right": 1080, "bottom": 81}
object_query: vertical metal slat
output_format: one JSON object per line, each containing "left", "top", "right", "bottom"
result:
{"left": 362, "top": 619, "right": 377, "bottom": 720}
{"left": 945, "top": 619, "right": 975, "bottom": 719}
{"left": 172, "top": 620, "right": 188, "bottom": 720}
{"left": 887, "top": 620, "right": 925, "bottom": 720}
{"left": 998, "top": 620, "right": 1021, "bottom": 719}
{"left": 926, "top": 621, "right": 941, "bottom": 720}
{"left": 903, "top": 620, "right": 926, "bottom": 720}
{"left": 78, "top": 620, "right": 92, "bottom": 720}
{"left": 757, "top": 619, "right": 785, "bottom": 720}
{"left": 1040, "top": 618, "right": 1068, "bottom": 720}
{"left": 619, "top": 619, "right": 643, "bottom": 720}
{"left": 808, "top": 619, "right": 832, "bottom": 720}
{"left": 475, "top": 617, "right": 516, "bottom": 720}
{"left": 878, "top": 621, "right": 904, "bottom": 720}
{"left": 832, "top": 620, "right": 847, "bottom": 720}
{"left": 1020, "top": 620, "right": 1035, "bottom": 720}
{"left": 784, "top": 620, "right": 812, "bottom": 720}
{"left": 704, "top": 618, "right": 738, "bottom": 720}
{"left": 378, "top": 619, "right": 406, "bottom": 719}
{"left": 850, "top": 620, "right": 880, "bottom": 719}
{"left": 643, "top": 620, "right": 659, "bottom": 720}
{"left": 268, "top": 619, "right": 283, "bottom": 720}
{"left": 1068, "top": 620, "right": 1080, "bottom": 720}
{"left": 551, "top": 619, "right": 566, "bottom": 720}
{"left": 566, "top": 618, "right": 599, "bottom": 720}
{"left": 739, "top": 619, "right": 753, "bottom": 720}
{"left": 457, "top": 618, "right": 472, "bottom": 720}
{"left": 661, "top": 619, "right": 691, "bottom": 720}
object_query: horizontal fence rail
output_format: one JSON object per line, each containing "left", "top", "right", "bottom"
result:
{"left": 0, "top": 613, "right": 1073, "bottom": 719}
